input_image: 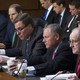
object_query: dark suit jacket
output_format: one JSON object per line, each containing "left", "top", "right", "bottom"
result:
{"left": 60, "top": 9, "right": 71, "bottom": 30}
{"left": 6, "top": 26, "right": 46, "bottom": 58}
{"left": 21, "top": 26, "right": 46, "bottom": 60}
{"left": 27, "top": 39, "right": 77, "bottom": 76}
{"left": 45, "top": 9, "right": 57, "bottom": 24}
{"left": 64, "top": 14, "right": 80, "bottom": 40}
{"left": 0, "top": 14, "right": 8, "bottom": 42}
{"left": 4, "top": 20, "right": 15, "bottom": 48}
{"left": 54, "top": 8, "right": 70, "bottom": 30}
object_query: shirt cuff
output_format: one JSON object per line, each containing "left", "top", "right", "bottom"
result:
{"left": 27, "top": 66, "right": 36, "bottom": 75}
{"left": 0, "top": 49, "right": 5, "bottom": 55}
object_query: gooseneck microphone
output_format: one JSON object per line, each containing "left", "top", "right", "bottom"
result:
{"left": 12, "top": 59, "right": 26, "bottom": 77}
{"left": 50, "top": 70, "right": 67, "bottom": 80}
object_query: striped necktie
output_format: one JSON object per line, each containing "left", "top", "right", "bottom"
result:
{"left": 12, "top": 31, "right": 16, "bottom": 47}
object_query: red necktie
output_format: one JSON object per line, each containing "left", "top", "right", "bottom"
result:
{"left": 52, "top": 52, "right": 55, "bottom": 60}
{"left": 77, "top": 57, "right": 80, "bottom": 77}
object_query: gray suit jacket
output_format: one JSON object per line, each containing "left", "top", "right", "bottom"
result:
{"left": 6, "top": 26, "right": 46, "bottom": 58}
{"left": 21, "top": 26, "right": 46, "bottom": 60}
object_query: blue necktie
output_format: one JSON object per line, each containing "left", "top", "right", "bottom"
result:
{"left": 43, "top": 9, "right": 48, "bottom": 20}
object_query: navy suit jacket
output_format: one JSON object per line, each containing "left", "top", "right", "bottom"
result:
{"left": 27, "top": 39, "right": 77, "bottom": 76}
{"left": 4, "top": 20, "right": 15, "bottom": 48}
{"left": 0, "top": 14, "right": 8, "bottom": 42}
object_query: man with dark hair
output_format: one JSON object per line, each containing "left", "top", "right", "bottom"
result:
{"left": 0, "top": 13, "right": 46, "bottom": 60}
{"left": 64, "top": 0, "right": 80, "bottom": 40}
{"left": 53, "top": 0, "right": 70, "bottom": 30}
{"left": 40, "top": 0, "right": 57, "bottom": 24}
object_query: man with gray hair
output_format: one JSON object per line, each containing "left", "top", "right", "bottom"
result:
{"left": 66, "top": 27, "right": 80, "bottom": 80}
{"left": 9, "top": 23, "right": 77, "bottom": 76}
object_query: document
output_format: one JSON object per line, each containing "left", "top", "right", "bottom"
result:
{"left": 45, "top": 73, "right": 76, "bottom": 80}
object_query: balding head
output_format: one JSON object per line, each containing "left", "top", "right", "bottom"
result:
{"left": 70, "top": 28, "right": 80, "bottom": 41}
{"left": 69, "top": 27, "right": 80, "bottom": 54}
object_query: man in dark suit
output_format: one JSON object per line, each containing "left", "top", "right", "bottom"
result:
{"left": 4, "top": 4, "right": 23, "bottom": 48}
{"left": 0, "top": 4, "right": 23, "bottom": 49}
{"left": 25, "top": 24, "right": 77, "bottom": 76}
{"left": 8, "top": 24, "right": 77, "bottom": 76}
{"left": 40, "top": 0, "right": 57, "bottom": 24}
{"left": 64, "top": 0, "right": 80, "bottom": 40}
{"left": 53, "top": 0, "right": 70, "bottom": 30}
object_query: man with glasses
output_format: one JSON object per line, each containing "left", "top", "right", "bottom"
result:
{"left": 64, "top": 0, "right": 80, "bottom": 40}
{"left": 0, "top": 13, "right": 46, "bottom": 62}
{"left": 52, "top": 0, "right": 70, "bottom": 30}
{"left": 7, "top": 24, "right": 77, "bottom": 76}
{"left": 66, "top": 27, "right": 80, "bottom": 80}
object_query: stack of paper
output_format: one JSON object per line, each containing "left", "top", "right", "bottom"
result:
{"left": 45, "top": 73, "right": 76, "bottom": 80}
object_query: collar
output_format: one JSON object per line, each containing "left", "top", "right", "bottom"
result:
{"left": 54, "top": 41, "right": 62, "bottom": 53}
{"left": 47, "top": 5, "right": 53, "bottom": 13}
{"left": 60, "top": 8, "right": 66, "bottom": 17}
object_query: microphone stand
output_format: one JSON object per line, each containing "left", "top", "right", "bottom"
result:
{"left": 12, "top": 60, "right": 24, "bottom": 77}
{"left": 50, "top": 70, "right": 67, "bottom": 80}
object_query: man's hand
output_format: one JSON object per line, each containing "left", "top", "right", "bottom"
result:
{"left": 66, "top": 75, "right": 80, "bottom": 80}
{"left": 0, "top": 43, "right": 6, "bottom": 49}
{"left": 7, "top": 59, "right": 21, "bottom": 72}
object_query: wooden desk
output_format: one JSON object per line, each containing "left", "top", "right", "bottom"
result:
{"left": 0, "top": 72, "right": 18, "bottom": 80}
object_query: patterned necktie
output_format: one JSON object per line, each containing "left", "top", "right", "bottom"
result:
{"left": 43, "top": 9, "right": 48, "bottom": 20}
{"left": 77, "top": 57, "right": 80, "bottom": 78}
{"left": 68, "top": 16, "right": 75, "bottom": 28}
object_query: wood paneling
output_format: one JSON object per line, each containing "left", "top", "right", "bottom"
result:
{"left": 0, "top": 0, "right": 44, "bottom": 17}
{"left": 0, "top": 0, "right": 71, "bottom": 17}
{"left": 0, "top": 0, "right": 39, "bottom": 10}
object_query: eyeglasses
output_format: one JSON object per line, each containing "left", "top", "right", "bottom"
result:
{"left": 16, "top": 27, "right": 26, "bottom": 33}
{"left": 69, "top": 40, "right": 80, "bottom": 45}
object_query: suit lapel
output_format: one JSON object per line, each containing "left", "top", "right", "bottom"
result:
{"left": 27, "top": 28, "right": 37, "bottom": 56}
{"left": 46, "top": 9, "right": 56, "bottom": 24}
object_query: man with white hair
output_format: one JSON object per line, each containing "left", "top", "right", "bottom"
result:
{"left": 66, "top": 27, "right": 80, "bottom": 80}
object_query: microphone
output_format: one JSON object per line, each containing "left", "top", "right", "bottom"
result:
{"left": 50, "top": 70, "right": 67, "bottom": 80}
{"left": 12, "top": 59, "right": 27, "bottom": 78}
{"left": 12, "top": 60, "right": 24, "bottom": 77}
